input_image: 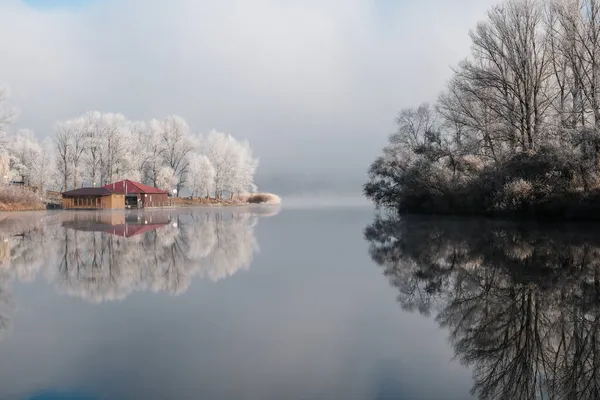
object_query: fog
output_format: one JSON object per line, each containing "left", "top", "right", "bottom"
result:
{"left": 1, "top": 0, "right": 498, "bottom": 195}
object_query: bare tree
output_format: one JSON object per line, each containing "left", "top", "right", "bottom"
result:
{"left": 461, "top": 0, "right": 554, "bottom": 152}
{"left": 53, "top": 122, "right": 72, "bottom": 192}
{"left": 153, "top": 116, "right": 193, "bottom": 196}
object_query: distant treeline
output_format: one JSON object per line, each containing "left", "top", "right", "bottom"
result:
{"left": 365, "top": 0, "right": 600, "bottom": 219}
{"left": 0, "top": 100, "right": 258, "bottom": 199}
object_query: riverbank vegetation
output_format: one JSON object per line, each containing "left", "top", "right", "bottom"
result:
{"left": 0, "top": 185, "right": 44, "bottom": 211}
{"left": 171, "top": 192, "right": 281, "bottom": 207}
{"left": 0, "top": 89, "right": 277, "bottom": 210}
{"left": 365, "top": 0, "right": 600, "bottom": 219}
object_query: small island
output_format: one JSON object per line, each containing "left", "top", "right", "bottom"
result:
{"left": 0, "top": 106, "right": 279, "bottom": 211}
{"left": 365, "top": 0, "right": 600, "bottom": 220}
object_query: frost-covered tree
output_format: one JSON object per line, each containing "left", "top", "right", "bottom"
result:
{"left": 188, "top": 153, "right": 215, "bottom": 198}
{"left": 202, "top": 130, "right": 258, "bottom": 198}
{"left": 53, "top": 117, "right": 86, "bottom": 190}
{"left": 151, "top": 116, "right": 193, "bottom": 195}
{"left": 202, "top": 131, "right": 236, "bottom": 197}
{"left": 50, "top": 112, "right": 259, "bottom": 197}
{"left": 53, "top": 121, "right": 72, "bottom": 191}
{"left": 129, "top": 121, "right": 151, "bottom": 183}
{"left": 99, "top": 113, "right": 132, "bottom": 184}
{"left": 81, "top": 111, "right": 103, "bottom": 186}
{"left": 141, "top": 124, "right": 165, "bottom": 187}
{"left": 156, "top": 165, "right": 178, "bottom": 193}
{"left": 0, "top": 88, "right": 14, "bottom": 185}
{"left": 230, "top": 139, "right": 258, "bottom": 196}
{"left": 364, "top": 0, "right": 600, "bottom": 217}
{"left": 7, "top": 129, "right": 42, "bottom": 186}
{"left": 30, "top": 139, "right": 56, "bottom": 193}
{"left": 0, "top": 88, "right": 14, "bottom": 142}
{"left": 0, "top": 153, "right": 10, "bottom": 184}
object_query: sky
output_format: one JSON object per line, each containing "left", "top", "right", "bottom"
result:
{"left": 0, "top": 0, "right": 499, "bottom": 195}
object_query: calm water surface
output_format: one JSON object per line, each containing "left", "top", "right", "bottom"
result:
{"left": 0, "top": 206, "right": 594, "bottom": 399}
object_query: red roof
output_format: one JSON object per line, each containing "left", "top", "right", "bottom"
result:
{"left": 62, "top": 187, "right": 114, "bottom": 196}
{"left": 103, "top": 179, "right": 169, "bottom": 195}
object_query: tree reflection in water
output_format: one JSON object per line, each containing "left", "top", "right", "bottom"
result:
{"left": 0, "top": 207, "right": 273, "bottom": 309}
{"left": 365, "top": 214, "right": 600, "bottom": 400}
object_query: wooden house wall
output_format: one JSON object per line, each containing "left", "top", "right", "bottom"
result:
{"left": 140, "top": 193, "right": 169, "bottom": 208}
{"left": 62, "top": 194, "right": 125, "bottom": 209}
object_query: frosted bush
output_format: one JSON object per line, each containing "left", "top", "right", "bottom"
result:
{"left": 505, "top": 179, "right": 534, "bottom": 198}
{"left": 462, "top": 154, "right": 486, "bottom": 171}
{"left": 494, "top": 179, "right": 534, "bottom": 211}
{"left": 235, "top": 192, "right": 281, "bottom": 205}
{"left": 0, "top": 184, "right": 42, "bottom": 209}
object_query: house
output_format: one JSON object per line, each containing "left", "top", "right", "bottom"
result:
{"left": 61, "top": 187, "right": 125, "bottom": 210}
{"left": 61, "top": 180, "right": 169, "bottom": 209}
{"left": 103, "top": 179, "right": 170, "bottom": 208}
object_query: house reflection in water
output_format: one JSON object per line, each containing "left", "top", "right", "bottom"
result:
{"left": 0, "top": 208, "right": 262, "bottom": 305}
{"left": 61, "top": 210, "right": 172, "bottom": 238}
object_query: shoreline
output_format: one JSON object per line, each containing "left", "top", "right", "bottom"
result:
{"left": 0, "top": 193, "right": 281, "bottom": 212}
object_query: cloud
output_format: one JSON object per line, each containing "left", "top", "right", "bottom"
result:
{"left": 0, "top": 0, "right": 499, "bottom": 193}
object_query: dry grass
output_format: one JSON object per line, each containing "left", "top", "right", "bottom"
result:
{"left": 170, "top": 197, "right": 238, "bottom": 206}
{"left": 234, "top": 193, "right": 281, "bottom": 205}
{"left": 0, "top": 185, "right": 45, "bottom": 212}
{"left": 171, "top": 193, "right": 281, "bottom": 207}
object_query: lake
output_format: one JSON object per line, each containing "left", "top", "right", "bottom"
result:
{"left": 0, "top": 207, "right": 595, "bottom": 399}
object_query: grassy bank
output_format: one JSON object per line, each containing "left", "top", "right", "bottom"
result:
{"left": 0, "top": 189, "right": 281, "bottom": 212}
{"left": 171, "top": 193, "right": 281, "bottom": 207}
{"left": 0, "top": 185, "right": 45, "bottom": 212}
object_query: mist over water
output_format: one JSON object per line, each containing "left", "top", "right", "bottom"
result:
{"left": 279, "top": 193, "right": 371, "bottom": 208}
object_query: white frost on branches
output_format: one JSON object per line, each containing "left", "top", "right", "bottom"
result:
{"left": 188, "top": 153, "right": 215, "bottom": 197}
{"left": 156, "top": 165, "right": 178, "bottom": 193}
{"left": 49, "top": 113, "right": 258, "bottom": 197}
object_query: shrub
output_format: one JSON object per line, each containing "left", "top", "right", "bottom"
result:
{"left": 0, "top": 184, "right": 44, "bottom": 211}
{"left": 493, "top": 179, "right": 534, "bottom": 213}
{"left": 245, "top": 193, "right": 281, "bottom": 205}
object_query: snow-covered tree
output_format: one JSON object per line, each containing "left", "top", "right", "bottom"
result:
{"left": 230, "top": 139, "right": 258, "bottom": 196}
{"left": 99, "top": 113, "right": 132, "bottom": 184}
{"left": 7, "top": 129, "right": 42, "bottom": 186}
{"left": 81, "top": 111, "right": 103, "bottom": 186}
{"left": 53, "top": 121, "right": 72, "bottom": 191}
{"left": 0, "top": 88, "right": 14, "bottom": 185}
{"left": 202, "top": 131, "right": 258, "bottom": 198}
{"left": 152, "top": 116, "right": 193, "bottom": 195}
{"left": 141, "top": 124, "right": 164, "bottom": 187}
{"left": 0, "top": 153, "right": 10, "bottom": 184}
{"left": 156, "top": 165, "right": 178, "bottom": 193}
{"left": 0, "top": 88, "right": 14, "bottom": 142}
{"left": 51, "top": 112, "right": 259, "bottom": 196}
{"left": 188, "top": 153, "right": 215, "bottom": 198}
{"left": 30, "top": 139, "right": 55, "bottom": 193}
{"left": 129, "top": 121, "right": 151, "bottom": 183}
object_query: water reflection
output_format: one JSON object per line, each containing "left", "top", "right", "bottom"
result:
{"left": 0, "top": 207, "right": 273, "bottom": 307}
{"left": 365, "top": 214, "right": 600, "bottom": 400}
